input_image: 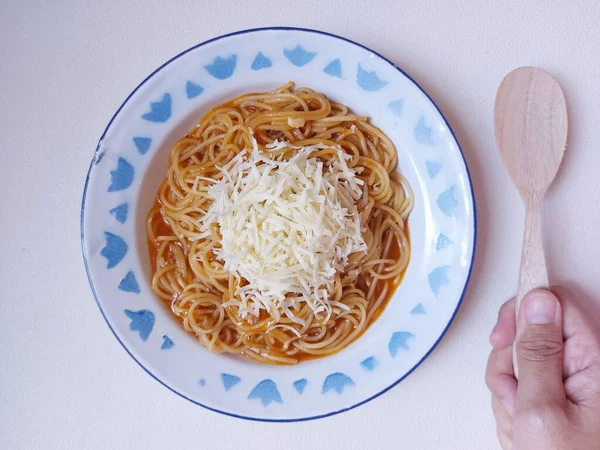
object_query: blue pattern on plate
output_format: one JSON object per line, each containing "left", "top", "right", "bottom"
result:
{"left": 141, "top": 93, "right": 172, "bottom": 123}
{"left": 410, "top": 303, "right": 426, "bottom": 315}
{"left": 428, "top": 266, "right": 450, "bottom": 296}
{"left": 109, "top": 203, "right": 128, "bottom": 224}
{"left": 100, "top": 232, "right": 128, "bottom": 269}
{"left": 426, "top": 160, "right": 442, "bottom": 179}
{"left": 94, "top": 148, "right": 106, "bottom": 165}
{"left": 205, "top": 55, "right": 237, "bottom": 79}
{"left": 437, "top": 186, "right": 458, "bottom": 218}
{"left": 124, "top": 309, "right": 155, "bottom": 341}
{"left": 251, "top": 52, "right": 272, "bottom": 70}
{"left": 322, "top": 373, "right": 355, "bottom": 394}
{"left": 357, "top": 64, "right": 388, "bottom": 91}
{"left": 414, "top": 115, "right": 435, "bottom": 146}
{"left": 389, "top": 331, "right": 415, "bottom": 357}
{"left": 161, "top": 335, "right": 174, "bottom": 350}
{"left": 388, "top": 100, "right": 404, "bottom": 116}
{"left": 284, "top": 45, "right": 316, "bottom": 67}
{"left": 248, "top": 380, "right": 283, "bottom": 406}
{"left": 221, "top": 373, "right": 241, "bottom": 391}
{"left": 185, "top": 81, "right": 204, "bottom": 99}
{"left": 435, "top": 233, "right": 453, "bottom": 251}
{"left": 293, "top": 379, "right": 308, "bottom": 395}
{"left": 133, "top": 137, "right": 152, "bottom": 155}
{"left": 198, "top": 379, "right": 206, "bottom": 387}
{"left": 108, "top": 157, "right": 134, "bottom": 192}
{"left": 361, "top": 356, "right": 378, "bottom": 371}
{"left": 118, "top": 270, "right": 140, "bottom": 294}
{"left": 323, "top": 59, "right": 342, "bottom": 78}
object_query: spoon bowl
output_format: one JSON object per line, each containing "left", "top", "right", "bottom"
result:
{"left": 495, "top": 67, "right": 567, "bottom": 204}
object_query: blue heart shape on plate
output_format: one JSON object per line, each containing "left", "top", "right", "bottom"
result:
{"left": 435, "top": 234, "right": 453, "bottom": 251}
{"left": 428, "top": 266, "right": 450, "bottom": 296}
{"left": 414, "top": 115, "right": 436, "bottom": 146}
{"left": 357, "top": 64, "right": 388, "bottom": 91}
{"left": 388, "top": 331, "right": 415, "bottom": 357}
{"left": 108, "top": 157, "right": 134, "bottom": 192}
{"left": 248, "top": 380, "right": 283, "bottom": 406}
{"left": 124, "top": 309, "right": 155, "bottom": 341}
{"left": 426, "top": 160, "right": 442, "bottom": 179}
{"left": 204, "top": 55, "right": 237, "bottom": 80}
{"left": 284, "top": 45, "right": 316, "bottom": 67}
{"left": 322, "top": 373, "right": 354, "bottom": 394}
{"left": 141, "top": 93, "right": 171, "bottom": 123}
{"left": 100, "top": 232, "right": 127, "bottom": 269}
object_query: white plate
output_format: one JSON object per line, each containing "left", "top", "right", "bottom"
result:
{"left": 81, "top": 27, "right": 476, "bottom": 421}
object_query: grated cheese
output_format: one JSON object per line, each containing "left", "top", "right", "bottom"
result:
{"left": 200, "top": 133, "right": 367, "bottom": 325}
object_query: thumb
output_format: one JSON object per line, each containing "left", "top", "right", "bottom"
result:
{"left": 516, "top": 289, "right": 566, "bottom": 406}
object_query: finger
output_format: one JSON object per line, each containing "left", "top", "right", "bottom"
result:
{"left": 487, "top": 345, "right": 517, "bottom": 415}
{"left": 492, "top": 396, "right": 514, "bottom": 437}
{"left": 515, "top": 289, "right": 566, "bottom": 408}
{"left": 498, "top": 430, "right": 513, "bottom": 450}
{"left": 552, "top": 286, "right": 600, "bottom": 404}
{"left": 552, "top": 286, "right": 597, "bottom": 338}
{"left": 487, "top": 300, "right": 517, "bottom": 414}
{"left": 552, "top": 286, "right": 600, "bottom": 352}
{"left": 490, "top": 299, "right": 516, "bottom": 349}
{"left": 553, "top": 286, "right": 600, "bottom": 378}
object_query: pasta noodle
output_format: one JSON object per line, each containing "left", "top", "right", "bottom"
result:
{"left": 147, "top": 82, "right": 413, "bottom": 364}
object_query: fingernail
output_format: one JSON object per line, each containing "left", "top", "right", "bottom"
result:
{"left": 525, "top": 291, "right": 558, "bottom": 324}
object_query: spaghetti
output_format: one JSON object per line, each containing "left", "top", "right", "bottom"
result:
{"left": 147, "top": 83, "right": 413, "bottom": 364}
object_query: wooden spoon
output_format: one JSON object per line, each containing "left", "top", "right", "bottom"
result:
{"left": 494, "top": 67, "right": 568, "bottom": 374}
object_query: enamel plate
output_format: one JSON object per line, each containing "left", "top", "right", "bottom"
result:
{"left": 81, "top": 27, "right": 476, "bottom": 421}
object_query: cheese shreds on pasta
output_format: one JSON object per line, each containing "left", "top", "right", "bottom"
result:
{"left": 200, "top": 137, "right": 367, "bottom": 325}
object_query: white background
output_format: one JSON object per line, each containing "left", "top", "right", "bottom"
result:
{"left": 2, "top": 1, "right": 599, "bottom": 449}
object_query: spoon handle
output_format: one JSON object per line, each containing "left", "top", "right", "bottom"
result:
{"left": 517, "top": 203, "right": 549, "bottom": 303}
{"left": 514, "top": 202, "right": 549, "bottom": 375}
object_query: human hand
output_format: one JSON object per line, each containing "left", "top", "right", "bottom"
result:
{"left": 486, "top": 287, "right": 600, "bottom": 449}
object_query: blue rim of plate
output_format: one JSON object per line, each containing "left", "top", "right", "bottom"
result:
{"left": 81, "top": 26, "right": 477, "bottom": 422}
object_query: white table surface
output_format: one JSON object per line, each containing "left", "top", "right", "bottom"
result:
{"left": 2, "top": 1, "right": 600, "bottom": 449}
